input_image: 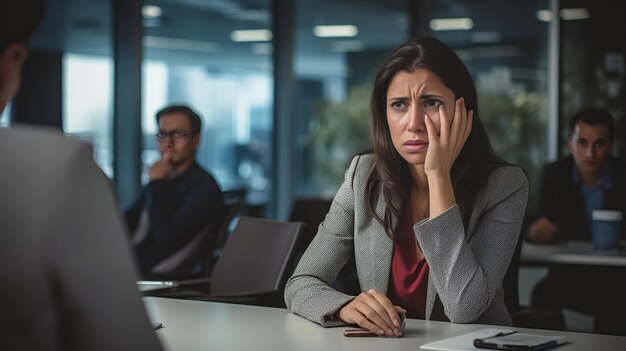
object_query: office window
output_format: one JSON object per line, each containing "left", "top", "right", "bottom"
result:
{"left": 22, "top": 0, "right": 115, "bottom": 177}
{"left": 142, "top": 1, "right": 273, "bottom": 208}
{"left": 430, "top": 0, "right": 551, "bottom": 217}
{"left": 294, "top": 0, "right": 409, "bottom": 197}
{"left": 63, "top": 54, "right": 114, "bottom": 177}
{"left": 560, "top": 0, "right": 626, "bottom": 156}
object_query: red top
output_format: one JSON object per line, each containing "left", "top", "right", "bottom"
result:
{"left": 387, "top": 208, "right": 429, "bottom": 319}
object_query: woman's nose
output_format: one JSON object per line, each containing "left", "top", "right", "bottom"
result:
{"left": 407, "top": 107, "right": 425, "bottom": 133}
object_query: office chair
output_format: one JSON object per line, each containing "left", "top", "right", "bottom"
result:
{"left": 146, "top": 217, "right": 221, "bottom": 281}
{"left": 504, "top": 233, "right": 565, "bottom": 330}
{"left": 143, "top": 216, "right": 307, "bottom": 308}
{"left": 288, "top": 197, "right": 360, "bottom": 296}
{"left": 288, "top": 197, "right": 332, "bottom": 255}
{"left": 143, "top": 190, "right": 243, "bottom": 281}
{"left": 205, "top": 200, "right": 243, "bottom": 271}
{"left": 208, "top": 217, "right": 306, "bottom": 306}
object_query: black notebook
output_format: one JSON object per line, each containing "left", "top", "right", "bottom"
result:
{"left": 420, "top": 328, "right": 567, "bottom": 351}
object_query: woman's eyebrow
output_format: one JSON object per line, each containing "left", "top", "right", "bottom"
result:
{"left": 418, "top": 94, "right": 445, "bottom": 100}
{"left": 388, "top": 96, "right": 409, "bottom": 101}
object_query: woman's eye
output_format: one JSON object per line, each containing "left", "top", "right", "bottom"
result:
{"left": 391, "top": 101, "right": 406, "bottom": 109}
{"left": 424, "top": 99, "right": 442, "bottom": 109}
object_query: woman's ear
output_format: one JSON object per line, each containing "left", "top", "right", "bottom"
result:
{"left": 6, "top": 43, "right": 28, "bottom": 65}
{"left": 0, "top": 43, "right": 28, "bottom": 73}
{"left": 0, "top": 44, "right": 28, "bottom": 111}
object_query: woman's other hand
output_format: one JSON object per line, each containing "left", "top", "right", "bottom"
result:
{"left": 338, "top": 289, "right": 406, "bottom": 337}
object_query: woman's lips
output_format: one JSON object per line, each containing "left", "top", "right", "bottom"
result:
{"left": 403, "top": 140, "right": 428, "bottom": 152}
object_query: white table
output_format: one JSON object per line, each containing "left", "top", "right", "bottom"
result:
{"left": 143, "top": 297, "right": 626, "bottom": 351}
{"left": 521, "top": 241, "right": 626, "bottom": 267}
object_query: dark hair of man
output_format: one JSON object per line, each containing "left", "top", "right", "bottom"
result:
{"left": 366, "top": 36, "right": 506, "bottom": 237}
{"left": 568, "top": 107, "right": 614, "bottom": 142}
{"left": 155, "top": 105, "right": 202, "bottom": 134}
{"left": 0, "top": 0, "right": 45, "bottom": 53}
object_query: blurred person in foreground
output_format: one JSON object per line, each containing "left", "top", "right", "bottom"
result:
{"left": 0, "top": 1, "right": 163, "bottom": 349}
{"left": 285, "top": 37, "right": 528, "bottom": 335}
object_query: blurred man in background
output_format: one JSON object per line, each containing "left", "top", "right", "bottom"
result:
{"left": 528, "top": 107, "right": 626, "bottom": 335}
{"left": 126, "top": 105, "right": 224, "bottom": 279}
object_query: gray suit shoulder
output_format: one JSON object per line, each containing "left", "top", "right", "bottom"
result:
{"left": 1, "top": 124, "right": 92, "bottom": 159}
{"left": 489, "top": 165, "right": 528, "bottom": 186}
{"left": 485, "top": 165, "right": 529, "bottom": 203}
{"left": 348, "top": 153, "right": 374, "bottom": 178}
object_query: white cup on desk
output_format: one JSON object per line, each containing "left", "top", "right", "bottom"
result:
{"left": 591, "top": 209, "right": 623, "bottom": 251}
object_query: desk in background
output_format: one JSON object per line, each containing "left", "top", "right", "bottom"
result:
{"left": 143, "top": 297, "right": 626, "bottom": 351}
{"left": 521, "top": 241, "right": 626, "bottom": 267}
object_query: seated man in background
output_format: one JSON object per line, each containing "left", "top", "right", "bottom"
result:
{"left": 0, "top": 1, "right": 162, "bottom": 349}
{"left": 528, "top": 107, "right": 626, "bottom": 243}
{"left": 528, "top": 107, "right": 626, "bottom": 335}
{"left": 126, "top": 105, "right": 224, "bottom": 279}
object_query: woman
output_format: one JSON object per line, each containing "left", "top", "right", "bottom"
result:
{"left": 284, "top": 37, "right": 528, "bottom": 337}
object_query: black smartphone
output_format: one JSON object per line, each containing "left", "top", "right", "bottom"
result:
{"left": 343, "top": 329, "right": 380, "bottom": 337}
{"left": 342, "top": 312, "right": 405, "bottom": 337}
{"left": 473, "top": 331, "right": 567, "bottom": 351}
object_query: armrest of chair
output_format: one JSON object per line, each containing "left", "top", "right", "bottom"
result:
{"left": 137, "top": 280, "right": 179, "bottom": 292}
{"left": 138, "top": 278, "right": 212, "bottom": 298}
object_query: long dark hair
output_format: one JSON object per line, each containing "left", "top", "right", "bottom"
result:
{"left": 366, "top": 37, "right": 505, "bottom": 237}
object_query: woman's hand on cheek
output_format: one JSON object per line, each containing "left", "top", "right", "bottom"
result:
{"left": 423, "top": 97, "right": 473, "bottom": 178}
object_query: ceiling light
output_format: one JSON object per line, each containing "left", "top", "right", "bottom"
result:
{"left": 143, "top": 36, "right": 219, "bottom": 54}
{"left": 536, "top": 10, "right": 553, "bottom": 22}
{"left": 429, "top": 18, "right": 474, "bottom": 31}
{"left": 313, "top": 25, "right": 359, "bottom": 38}
{"left": 560, "top": 8, "right": 590, "bottom": 20}
{"left": 231, "top": 29, "right": 272, "bottom": 42}
{"left": 536, "top": 8, "right": 590, "bottom": 22}
{"left": 142, "top": 5, "right": 162, "bottom": 18}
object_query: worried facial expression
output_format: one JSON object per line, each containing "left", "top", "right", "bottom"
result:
{"left": 157, "top": 112, "right": 199, "bottom": 168}
{"left": 386, "top": 69, "right": 456, "bottom": 165}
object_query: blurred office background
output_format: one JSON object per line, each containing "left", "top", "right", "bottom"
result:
{"left": 2, "top": 0, "right": 624, "bottom": 333}
{"left": 4, "top": 0, "right": 624, "bottom": 220}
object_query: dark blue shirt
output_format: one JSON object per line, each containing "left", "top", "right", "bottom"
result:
{"left": 572, "top": 160, "right": 612, "bottom": 230}
{"left": 125, "top": 161, "right": 223, "bottom": 276}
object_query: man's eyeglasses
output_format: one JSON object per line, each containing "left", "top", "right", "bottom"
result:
{"left": 155, "top": 131, "right": 193, "bottom": 142}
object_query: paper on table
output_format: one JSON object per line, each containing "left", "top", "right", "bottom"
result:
{"left": 420, "top": 328, "right": 516, "bottom": 351}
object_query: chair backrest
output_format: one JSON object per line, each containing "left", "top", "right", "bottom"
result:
{"left": 222, "top": 188, "right": 247, "bottom": 206}
{"left": 288, "top": 197, "right": 332, "bottom": 254}
{"left": 205, "top": 200, "right": 243, "bottom": 271}
{"left": 288, "top": 197, "right": 332, "bottom": 230}
{"left": 150, "top": 222, "right": 213, "bottom": 277}
{"left": 210, "top": 216, "right": 307, "bottom": 298}
{"left": 150, "top": 192, "right": 241, "bottom": 279}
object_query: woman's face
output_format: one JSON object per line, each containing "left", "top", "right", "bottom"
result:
{"left": 386, "top": 68, "right": 456, "bottom": 166}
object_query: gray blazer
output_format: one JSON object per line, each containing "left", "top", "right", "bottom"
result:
{"left": 0, "top": 126, "right": 162, "bottom": 351}
{"left": 285, "top": 154, "right": 528, "bottom": 327}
